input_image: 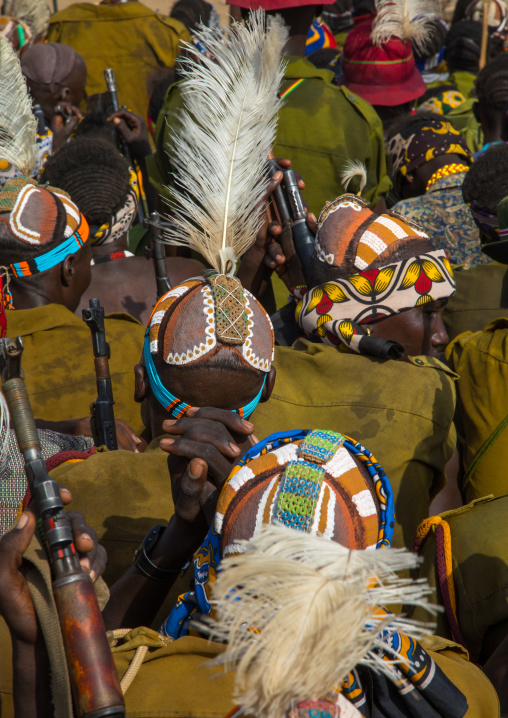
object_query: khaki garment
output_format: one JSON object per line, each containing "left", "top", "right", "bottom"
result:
{"left": 447, "top": 318, "right": 508, "bottom": 500}
{"left": 444, "top": 262, "right": 508, "bottom": 341}
{"left": 49, "top": 437, "right": 176, "bottom": 588}
{"left": 413, "top": 496, "right": 508, "bottom": 664}
{"left": 251, "top": 340, "right": 458, "bottom": 550}
{"left": 0, "top": 623, "right": 499, "bottom": 717}
{"left": 46, "top": 1, "right": 189, "bottom": 119}
{"left": 6, "top": 304, "right": 145, "bottom": 436}
{"left": 147, "top": 57, "right": 392, "bottom": 219}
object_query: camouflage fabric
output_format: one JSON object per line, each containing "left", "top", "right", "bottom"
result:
{"left": 444, "top": 261, "right": 508, "bottom": 341}
{"left": 6, "top": 304, "right": 145, "bottom": 436}
{"left": 148, "top": 56, "right": 392, "bottom": 218}
{"left": 446, "top": 317, "right": 508, "bottom": 500}
{"left": 251, "top": 339, "right": 458, "bottom": 550}
{"left": 392, "top": 173, "right": 488, "bottom": 268}
{"left": 46, "top": 1, "right": 189, "bottom": 119}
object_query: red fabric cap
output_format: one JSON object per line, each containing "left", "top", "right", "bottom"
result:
{"left": 341, "top": 20, "right": 426, "bottom": 106}
{"left": 228, "top": 0, "right": 335, "bottom": 8}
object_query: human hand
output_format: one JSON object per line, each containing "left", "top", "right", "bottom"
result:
{"left": 51, "top": 102, "right": 82, "bottom": 151}
{"left": 115, "top": 418, "right": 147, "bottom": 452}
{"left": 0, "top": 488, "right": 105, "bottom": 645}
{"left": 107, "top": 109, "right": 150, "bottom": 157}
{"left": 237, "top": 159, "right": 307, "bottom": 295}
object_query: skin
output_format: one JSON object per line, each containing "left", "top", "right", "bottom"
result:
{"left": 367, "top": 298, "right": 449, "bottom": 361}
{"left": 474, "top": 101, "right": 503, "bottom": 146}
{"left": 10, "top": 242, "right": 92, "bottom": 313}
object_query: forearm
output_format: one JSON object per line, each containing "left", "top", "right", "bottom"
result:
{"left": 12, "top": 638, "right": 52, "bottom": 718}
{"left": 103, "top": 514, "right": 198, "bottom": 630}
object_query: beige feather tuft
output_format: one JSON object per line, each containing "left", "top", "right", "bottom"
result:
{"left": 3, "top": 0, "right": 50, "bottom": 37}
{"left": 201, "top": 524, "right": 436, "bottom": 718}
{"left": 341, "top": 159, "right": 367, "bottom": 196}
{"left": 371, "top": 0, "right": 441, "bottom": 53}
{"left": 162, "top": 11, "right": 287, "bottom": 276}
{"left": 0, "top": 35, "right": 37, "bottom": 177}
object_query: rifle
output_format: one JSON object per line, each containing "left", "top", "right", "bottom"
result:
{"left": 104, "top": 67, "right": 146, "bottom": 226}
{"left": 143, "top": 211, "right": 172, "bottom": 300}
{"left": 268, "top": 157, "right": 315, "bottom": 287}
{"left": 0, "top": 336, "right": 125, "bottom": 717}
{"left": 82, "top": 298, "right": 118, "bottom": 451}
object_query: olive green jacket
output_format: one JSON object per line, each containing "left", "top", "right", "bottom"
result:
{"left": 46, "top": 2, "right": 189, "bottom": 119}
{"left": 6, "top": 304, "right": 145, "bottom": 436}
{"left": 444, "top": 261, "right": 508, "bottom": 342}
{"left": 414, "top": 495, "right": 508, "bottom": 664}
{"left": 447, "top": 318, "right": 508, "bottom": 500}
{"left": 251, "top": 339, "right": 458, "bottom": 550}
{"left": 148, "top": 56, "right": 392, "bottom": 218}
{"left": 49, "top": 437, "right": 175, "bottom": 588}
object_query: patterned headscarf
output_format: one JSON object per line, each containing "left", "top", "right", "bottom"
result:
{"left": 419, "top": 89, "right": 467, "bottom": 116}
{"left": 89, "top": 167, "right": 139, "bottom": 245}
{"left": 386, "top": 116, "right": 473, "bottom": 197}
{"left": 295, "top": 195, "right": 455, "bottom": 355}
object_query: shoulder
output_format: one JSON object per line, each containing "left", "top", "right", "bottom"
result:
{"left": 447, "top": 318, "right": 508, "bottom": 370}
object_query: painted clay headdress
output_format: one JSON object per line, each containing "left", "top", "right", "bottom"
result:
{"left": 145, "top": 12, "right": 287, "bottom": 419}
{"left": 295, "top": 188, "right": 455, "bottom": 355}
{"left": 160, "top": 429, "right": 463, "bottom": 718}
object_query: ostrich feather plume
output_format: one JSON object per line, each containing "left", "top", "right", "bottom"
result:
{"left": 341, "top": 159, "right": 367, "bottom": 195}
{"left": 201, "top": 524, "right": 436, "bottom": 718}
{"left": 0, "top": 36, "right": 37, "bottom": 177}
{"left": 162, "top": 11, "right": 287, "bottom": 275}
{"left": 371, "top": 0, "right": 440, "bottom": 52}
{"left": 0, "top": 389, "right": 10, "bottom": 469}
{"left": 3, "top": 0, "right": 50, "bottom": 37}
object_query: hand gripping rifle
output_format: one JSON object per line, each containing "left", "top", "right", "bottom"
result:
{"left": 0, "top": 337, "right": 125, "bottom": 717}
{"left": 268, "top": 157, "right": 315, "bottom": 287}
{"left": 82, "top": 299, "right": 118, "bottom": 451}
{"left": 104, "top": 67, "right": 146, "bottom": 226}
{"left": 143, "top": 211, "right": 172, "bottom": 300}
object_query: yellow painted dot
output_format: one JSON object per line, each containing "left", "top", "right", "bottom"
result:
{"left": 0, "top": 159, "right": 10, "bottom": 171}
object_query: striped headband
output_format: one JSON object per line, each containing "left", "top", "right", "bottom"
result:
{"left": 90, "top": 167, "right": 139, "bottom": 246}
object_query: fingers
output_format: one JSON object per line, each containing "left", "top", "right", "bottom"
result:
{"left": 67, "top": 511, "right": 105, "bottom": 581}
{"left": 273, "top": 158, "right": 305, "bottom": 188}
{"left": 111, "top": 116, "right": 134, "bottom": 143}
{"left": 162, "top": 437, "right": 234, "bottom": 487}
{"left": 175, "top": 458, "right": 208, "bottom": 522}
{"left": 183, "top": 407, "right": 255, "bottom": 434}
{"left": 115, "top": 418, "right": 144, "bottom": 452}
{"left": 0, "top": 511, "right": 37, "bottom": 563}
{"left": 264, "top": 241, "right": 285, "bottom": 270}
{"left": 306, "top": 212, "right": 317, "bottom": 235}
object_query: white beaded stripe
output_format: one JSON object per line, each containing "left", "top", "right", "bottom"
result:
{"left": 228, "top": 465, "right": 255, "bottom": 492}
{"left": 272, "top": 442, "right": 299, "bottom": 466}
{"left": 358, "top": 230, "right": 387, "bottom": 256}
{"left": 354, "top": 256, "right": 368, "bottom": 270}
{"left": 223, "top": 543, "right": 246, "bottom": 556}
{"left": 372, "top": 214, "right": 413, "bottom": 239}
{"left": 323, "top": 446, "right": 358, "bottom": 479}
{"left": 254, "top": 474, "right": 280, "bottom": 539}
{"left": 351, "top": 489, "right": 377, "bottom": 517}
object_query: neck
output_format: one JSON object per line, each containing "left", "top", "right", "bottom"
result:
{"left": 10, "top": 279, "right": 62, "bottom": 310}
{"left": 92, "top": 234, "right": 129, "bottom": 259}
{"left": 482, "top": 124, "right": 502, "bottom": 145}
{"left": 283, "top": 35, "right": 308, "bottom": 58}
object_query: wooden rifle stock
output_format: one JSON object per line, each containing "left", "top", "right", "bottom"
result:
{"left": 0, "top": 337, "right": 125, "bottom": 717}
{"left": 82, "top": 298, "right": 118, "bottom": 451}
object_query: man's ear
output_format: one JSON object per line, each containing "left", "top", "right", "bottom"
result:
{"left": 134, "top": 363, "right": 149, "bottom": 403}
{"left": 61, "top": 253, "right": 75, "bottom": 287}
{"left": 260, "top": 366, "right": 276, "bottom": 404}
{"left": 59, "top": 85, "right": 71, "bottom": 102}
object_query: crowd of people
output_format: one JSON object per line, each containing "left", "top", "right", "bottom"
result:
{"left": 0, "top": 0, "right": 507, "bottom": 715}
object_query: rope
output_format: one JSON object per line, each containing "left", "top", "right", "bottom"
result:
{"left": 414, "top": 517, "right": 468, "bottom": 651}
{"left": 108, "top": 628, "right": 149, "bottom": 695}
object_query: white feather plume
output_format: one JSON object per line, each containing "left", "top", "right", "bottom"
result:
{"left": 341, "top": 159, "right": 367, "bottom": 195}
{"left": 201, "top": 524, "right": 437, "bottom": 718}
{"left": 0, "top": 35, "right": 37, "bottom": 177}
{"left": 162, "top": 11, "right": 287, "bottom": 275}
{"left": 3, "top": 0, "right": 50, "bottom": 37}
{"left": 0, "top": 389, "right": 10, "bottom": 470}
{"left": 371, "top": 0, "right": 441, "bottom": 52}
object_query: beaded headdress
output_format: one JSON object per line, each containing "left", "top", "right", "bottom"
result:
{"left": 145, "top": 12, "right": 286, "bottom": 418}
